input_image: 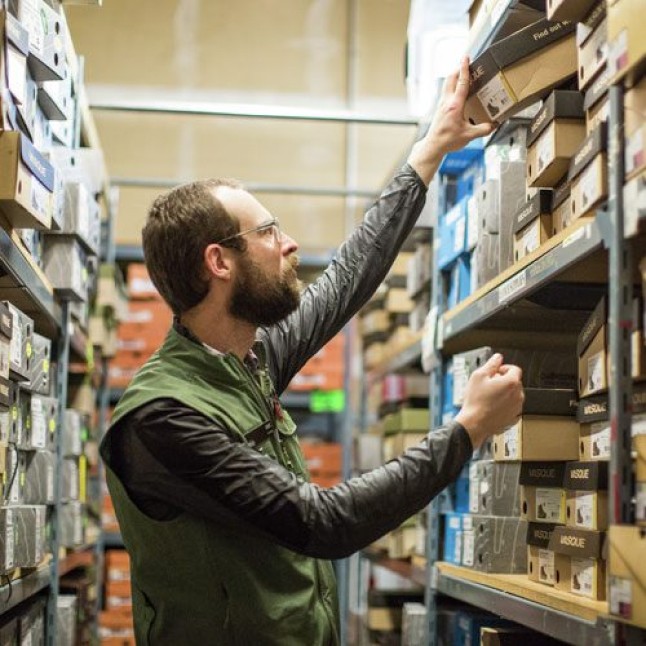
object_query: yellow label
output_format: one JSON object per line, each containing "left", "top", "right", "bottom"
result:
{"left": 49, "top": 418, "right": 56, "bottom": 434}
{"left": 11, "top": 407, "right": 17, "bottom": 422}
{"left": 26, "top": 342, "right": 32, "bottom": 359}
{"left": 43, "top": 359, "right": 49, "bottom": 373}
{"left": 20, "top": 472, "right": 25, "bottom": 487}
{"left": 79, "top": 455, "right": 87, "bottom": 503}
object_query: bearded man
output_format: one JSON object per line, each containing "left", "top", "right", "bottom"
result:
{"left": 100, "top": 58, "right": 524, "bottom": 645}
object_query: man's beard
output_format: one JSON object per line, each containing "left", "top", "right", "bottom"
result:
{"left": 229, "top": 254, "right": 302, "bottom": 327}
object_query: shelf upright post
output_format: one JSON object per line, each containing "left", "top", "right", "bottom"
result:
{"left": 607, "top": 83, "right": 633, "bottom": 527}
{"left": 46, "top": 301, "right": 72, "bottom": 645}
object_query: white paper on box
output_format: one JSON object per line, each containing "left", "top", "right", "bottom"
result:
{"left": 536, "top": 488, "right": 564, "bottom": 522}
{"left": 636, "top": 482, "right": 645, "bottom": 522}
{"left": 467, "top": 196, "right": 478, "bottom": 251}
{"left": 6, "top": 46, "right": 27, "bottom": 104}
{"left": 469, "top": 463, "right": 479, "bottom": 513}
{"left": 46, "top": 461, "right": 54, "bottom": 501}
{"left": 588, "top": 352, "right": 604, "bottom": 392}
{"left": 477, "top": 75, "right": 515, "bottom": 120}
{"left": 591, "top": 421, "right": 611, "bottom": 458}
{"left": 539, "top": 548, "right": 555, "bottom": 584}
{"left": 575, "top": 492, "right": 595, "bottom": 528}
{"left": 30, "top": 179, "right": 50, "bottom": 220}
{"left": 610, "top": 576, "right": 633, "bottom": 618}
{"left": 502, "top": 425, "right": 519, "bottom": 459}
{"left": 521, "top": 224, "right": 540, "bottom": 256}
{"left": 452, "top": 356, "right": 467, "bottom": 406}
{"left": 633, "top": 413, "right": 646, "bottom": 436}
{"left": 30, "top": 397, "right": 46, "bottom": 449}
{"left": 626, "top": 129, "right": 644, "bottom": 177}
{"left": 581, "top": 163, "right": 598, "bottom": 212}
{"left": 462, "top": 529, "right": 474, "bottom": 566}
{"left": 571, "top": 557, "right": 595, "bottom": 597}
{"left": 0, "top": 339, "right": 10, "bottom": 379}
{"left": 537, "top": 134, "right": 554, "bottom": 174}
{"left": 10, "top": 319, "right": 22, "bottom": 373}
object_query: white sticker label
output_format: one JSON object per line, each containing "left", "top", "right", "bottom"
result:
{"left": 467, "top": 196, "right": 479, "bottom": 251}
{"left": 502, "top": 424, "right": 519, "bottom": 459}
{"left": 10, "top": 317, "right": 23, "bottom": 373}
{"left": 575, "top": 492, "right": 595, "bottom": 529}
{"left": 521, "top": 223, "right": 540, "bottom": 256}
{"left": 6, "top": 46, "right": 27, "bottom": 105}
{"left": 581, "top": 163, "right": 599, "bottom": 213}
{"left": 454, "top": 216, "right": 466, "bottom": 254}
{"left": 0, "top": 340, "right": 10, "bottom": 379}
{"left": 538, "top": 549, "right": 555, "bottom": 585}
{"left": 47, "top": 462, "right": 54, "bottom": 501}
{"left": 626, "top": 129, "right": 644, "bottom": 177}
{"left": 31, "top": 179, "right": 50, "bottom": 222}
{"left": 587, "top": 351, "right": 604, "bottom": 393}
{"left": 462, "top": 529, "right": 474, "bottom": 567}
{"left": 478, "top": 74, "right": 515, "bottom": 121}
{"left": 498, "top": 270, "right": 527, "bottom": 304}
{"left": 636, "top": 482, "right": 646, "bottom": 523}
{"left": 4, "top": 509, "right": 14, "bottom": 571}
{"left": 536, "top": 488, "right": 564, "bottom": 523}
{"left": 571, "top": 557, "right": 595, "bottom": 597}
{"left": 590, "top": 421, "right": 611, "bottom": 459}
{"left": 452, "top": 356, "right": 467, "bottom": 407}
{"left": 610, "top": 576, "right": 633, "bottom": 619}
{"left": 537, "top": 134, "right": 554, "bottom": 174}
{"left": 30, "top": 397, "right": 46, "bottom": 449}
{"left": 609, "top": 29, "right": 628, "bottom": 77}
{"left": 454, "top": 531, "right": 463, "bottom": 564}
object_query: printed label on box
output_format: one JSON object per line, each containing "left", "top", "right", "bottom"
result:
{"left": 537, "top": 134, "right": 554, "bottom": 174}
{"left": 626, "top": 129, "right": 644, "bottom": 177}
{"left": 571, "top": 557, "right": 595, "bottom": 597}
{"left": 581, "top": 163, "right": 598, "bottom": 213}
{"left": 453, "top": 356, "right": 467, "bottom": 407}
{"left": 588, "top": 351, "right": 604, "bottom": 392}
{"left": 503, "top": 424, "right": 519, "bottom": 459}
{"left": 467, "top": 196, "right": 478, "bottom": 250}
{"left": 47, "top": 461, "right": 54, "bottom": 500}
{"left": 538, "top": 549, "right": 555, "bottom": 584}
{"left": 0, "top": 340, "right": 10, "bottom": 379}
{"left": 6, "top": 46, "right": 27, "bottom": 104}
{"left": 10, "top": 318, "right": 22, "bottom": 372}
{"left": 31, "top": 176, "right": 50, "bottom": 219}
{"left": 4, "top": 509, "right": 14, "bottom": 571}
{"left": 536, "top": 488, "right": 564, "bottom": 522}
{"left": 575, "top": 492, "right": 595, "bottom": 529}
{"left": 454, "top": 531, "right": 463, "bottom": 564}
{"left": 522, "top": 224, "right": 540, "bottom": 256}
{"left": 610, "top": 576, "right": 633, "bottom": 619}
{"left": 478, "top": 74, "right": 515, "bottom": 121}
{"left": 636, "top": 482, "right": 646, "bottom": 522}
{"left": 633, "top": 413, "right": 646, "bottom": 436}
{"left": 30, "top": 398, "right": 46, "bottom": 449}
{"left": 609, "top": 29, "right": 628, "bottom": 77}
{"left": 469, "top": 465, "right": 479, "bottom": 513}
{"left": 591, "top": 421, "right": 611, "bottom": 458}
{"left": 462, "top": 529, "right": 474, "bottom": 567}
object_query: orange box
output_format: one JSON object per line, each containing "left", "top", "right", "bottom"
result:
{"left": 105, "top": 580, "right": 132, "bottom": 613}
{"left": 127, "top": 264, "right": 161, "bottom": 300}
{"left": 109, "top": 350, "right": 154, "bottom": 389}
{"left": 101, "top": 639, "right": 136, "bottom": 646}
{"left": 300, "top": 442, "right": 343, "bottom": 473}
{"left": 118, "top": 300, "right": 173, "bottom": 352}
{"left": 310, "top": 472, "right": 342, "bottom": 488}
{"left": 106, "top": 550, "right": 131, "bottom": 582}
{"left": 100, "top": 610, "right": 135, "bottom": 645}
{"left": 288, "top": 370, "right": 344, "bottom": 391}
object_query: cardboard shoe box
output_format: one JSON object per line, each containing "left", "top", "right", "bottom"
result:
{"left": 608, "top": 0, "right": 646, "bottom": 85}
{"left": 62, "top": 409, "right": 86, "bottom": 457}
{"left": 526, "top": 91, "right": 586, "bottom": 188}
{"left": 465, "top": 19, "right": 576, "bottom": 125}
{"left": 551, "top": 526, "right": 606, "bottom": 600}
{"left": 624, "top": 76, "right": 646, "bottom": 181}
{"left": 520, "top": 462, "right": 568, "bottom": 524}
{"left": 471, "top": 461, "right": 522, "bottom": 517}
{"left": 61, "top": 457, "right": 80, "bottom": 502}
{"left": 26, "top": 332, "right": 51, "bottom": 395}
{"left": 568, "top": 124, "right": 608, "bottom": 221}
{"left": 3, "top": 302, "right": 33, "bottom": 382}
{"left": 13, "top": 505, "right": 46, "bottom": 567}
{"left": 584, "top": 66, "right": 611, "bottom": 135}
{"left": 547, "top": 0, "right": 597, "bottom": 22}
{"left": 564, "top": 461, "right": 608, "bottom": 531}
{"left": 608, "top": 525, "right": 646, "bottom": 629}
{"left": 634, "top": 434, "right": 646, "bottom": 525}
{"left": 23, "top": 449, "right": 55, "bottom": 505}
{"left": 551, "top": 181, "right": 573, "bottom": 235}
{"left": 29, "top": 395, "right": 57, "bottom": 451}
{"left": 470, "top": 515, "right": 528, "bottom": 574}
{"left": 527, "top": 522, "right": 559, "bottom": 585}
{"left": 0, "top": 302, "right": 12, "bottom": 381}
{"left": 578, "top": 296, "right": 608, "bottom": 397}
{"left": 61, "top": 182, "right": 101, "bottom": 254}
{"left": 59, "top": 501, "right": 84, "bottom": 548}
{"left": 512, "top": 190, "right": 553, "bottom": 263}
{"left": 42, "top": 236, "right": 88, "bottom": 302}
{"left": 577, "top": 7, "right": 608, "bottom": 91}
{"left": 0, "top": 131, "right": 54, "bottom": 229}
{"left": 0, "top": 507, "right": 15, "bottom": 573}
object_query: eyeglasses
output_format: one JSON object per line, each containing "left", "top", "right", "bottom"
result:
{"left": 216, "top": 217, "right": 281, "bottom": 246}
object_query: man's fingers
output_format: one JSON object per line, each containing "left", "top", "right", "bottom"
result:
{"left": 469, "top": 122, "right": 495, "bottom": 139}
{"left": 481, "top": 353, "right": 503, "bottom": 376}
{"left": 499, "top": 364, "right": 523, "bottom": 382}
{"left": 454, "top": 57, "right": 471, "bottom": 102}
{"left": 443, "top": 69, "right": 459, "bottom": 97}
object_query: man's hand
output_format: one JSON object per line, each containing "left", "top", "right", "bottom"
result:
{"left": 408, "top": 56, "right": 495, "bottom": 186}
{"left": 455, "top": 353, "right": 525, "bottom": 449}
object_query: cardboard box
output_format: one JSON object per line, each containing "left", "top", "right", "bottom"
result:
{"left": 579, "top": 420, "right": 611, "bottom": 460}
{"left": 471, "top": 461, "right": 522, "bottom": 517}
{"left": 5, "top": 448, "right": 24, "bottom": 504}
{"left": 551, "top": 180, "right": 573, "bottom": 235}
{"left": 437, "top": 199, "right": 467, "bottom": 271}
{"left": 512, "top": 190, "right": 553, "bottom": 263}
{"left": 38, "top": 65, "right": 73, "bottom": 122}
{"left": 608, "top": 0, "right": 646, "bottom": 85}
{"left": 25, "top": 332, "right": 51, "bottom": 396}
{"left": 526, "top": 91, "right": 585, "bottom": 188}
{"left": 383, "top": 408, "right": 429, "bottom": 434}
{"left": 470, "top": 515, "right": 528, "bottom": 574}
{"left": 564, "top": 461, "right": 608, "bottom": 530}
{"left": 57, "top": 595, "right": 77, "bottom": 646}
{"left": 527, "top": 522, "right": 559, "bottom": 585}
{"left": 547, "top": 0, "right": 597, "bottom": 22}
{"left": 0, "top": 507, "right": 15, "bottom": 573}
{"left": 520, "top": 461, "right": 568, "bottom": 524}
{"left": 62, "top": 409, "right": 86, "bottom": 457}
{"left": 0, "top": 302, "right": 12, "bottom": 381}
{"left": 474, "top": 230, "right": 500, "bottom": 288}
{"left": 127, "top": 263, "right": 160, "bottom": 300}
{"left": 60, "top": 182, "right": 101, "bottom": 254}
{"left": 13, "top": 504, "right": 46, "bottom": 567}
{"left": 28, "top": 394, "right": 57, "bottom": 451}
{"left": 42, "top": 236, "right": 88, "bottom": 302}
{"left": 23, "top": 449, "right": 55, "bottom": 505}
{"left": 3, "top": 302, "right": 33, "bottom": 382}
{"left": 494, "top": 415, "right": 580, "bottom": 461}
{"left": 59, "top": 501, "right": 84, "bottom": 547}
{"left": 0, "top": 130, "right": 53, "bottom": 229}
{"left": 550, "top": 526, "right": 606, "bottom": 600}
{"left": 465, "top": 19, "right": 576, "bottom": 125}
{"left": 578, "top": 296, "right": 607, "bottom": 397}
{"left": 584, "top": 65, "right": 611, "bottom": 133}
{"left": 443, "top": 512, "right": 466, "bottom": 565}
{"left": 577, "top": 15, "right": 608, "bottom": 91}
{"left": 568, "top": 125, "right": 608, "bottom": 221}
{"left": 637, "top": 435, "right": 646, "bottom": 524}
{"left": 624, "top": 76, "right": 646, "bottom": 181}
{"left": 608, "top": 525, "right": 646, "bottom": 628}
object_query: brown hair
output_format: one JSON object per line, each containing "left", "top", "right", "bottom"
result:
{"left": 142, "top": 178, "right": 244, "bottom": 314}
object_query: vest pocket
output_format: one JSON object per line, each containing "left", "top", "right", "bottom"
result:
{"left": 133, "top": 584, "right": 157, "bottom": 645}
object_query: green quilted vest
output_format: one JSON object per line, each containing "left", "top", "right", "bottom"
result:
{"left": 102, "top": 327, "right": 340, "bottom": 645}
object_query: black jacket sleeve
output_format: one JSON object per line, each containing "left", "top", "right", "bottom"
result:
{"left": 259, "top": 164, "right": 428, "bottom": 394}
{"left": 107, "top": 398, "right": 472, "bottom": 560}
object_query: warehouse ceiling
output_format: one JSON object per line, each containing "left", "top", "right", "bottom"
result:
{"left": 65, "top": 0, "right": 419, "bottom": 259}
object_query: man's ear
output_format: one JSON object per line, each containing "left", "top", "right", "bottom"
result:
{"left": 204, "top": 243, "right": 232, "bottom": 281}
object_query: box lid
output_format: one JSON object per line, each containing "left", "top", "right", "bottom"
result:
{"left": 548, "top": 526, "right": 605, "bottom": 558}
{"left": 576, "top": 2, "right": 606, "bottom": 46}
{"left": 469, "top": 19, "right": 576, "bottom": 94}
{"left": 520, "top": 461, "right": 568, "bottom": 487}
{"left": 527, "top": 91, "right": 585, "bottom": 147}
{"left": 512, "top": 190, "right": 553, "bottom": 234}
{"left": 576, "top": 295, "right": 606, "bottom": 356}
{"left": 523, "top": 388, "right": 578, "bottom": 416}
{"left": 577, "top": 379, "right": 646, "bottom": 422}
{"left": 568, "top": 122, "right": 607, "bottom": 182}
{"left": 4, "top": 12, "right": 29, "bottom": 57}
{"left": 551, "top": 178, "right": 572, "bottom": 210}
{"left": 486, "top": 118, "right": 531, "bottom": 148}
{"left": 583, "top": 66, "right": 611, "bottom": 111}
{"left": 526, "top": 522, "right": 559, "bottom": 548}
{"left": 564, "top": 460, "right": 608, "bottom": 491}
